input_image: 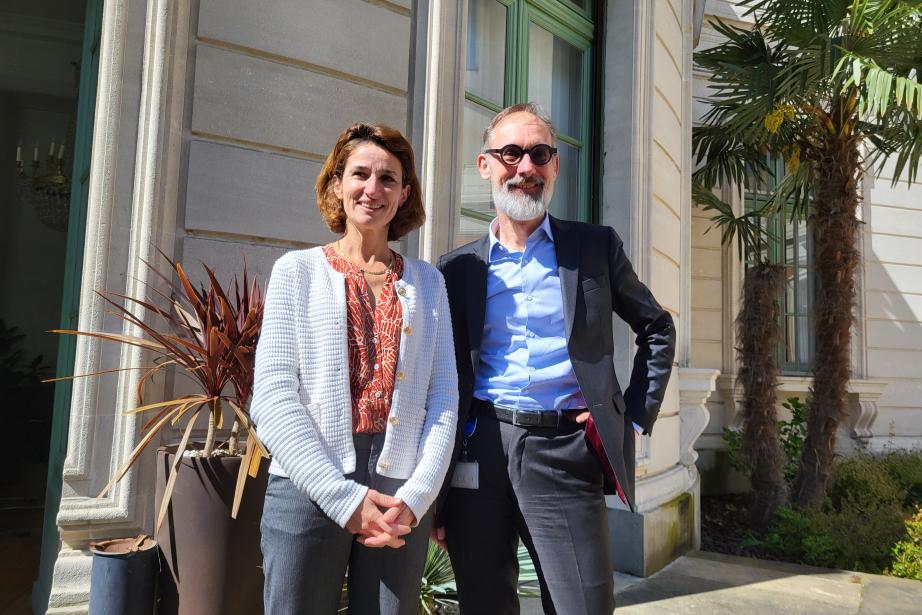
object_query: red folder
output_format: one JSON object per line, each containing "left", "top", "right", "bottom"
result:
{"left": 584, "top": 416, "right": 628, "bottom": 506}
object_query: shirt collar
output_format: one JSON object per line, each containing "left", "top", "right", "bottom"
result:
{"left": 487, "top": 213, "right": 554, "bottom": 261}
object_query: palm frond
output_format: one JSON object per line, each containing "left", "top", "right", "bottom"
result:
{"left": 838, "top": 55, "right": 922, "bottom": 120}
{"left": 864, "top": 106, "right": 922, "bottom": 183}
{"left": 759, "top": 158, "right": 814, "bottom": 221}
{"left": 692, "top": 183, "right": 770, "bottom": 261}
{"left": 516, "top": 544, "right": 541, "bottom": 598}
{"left": 692, "top": 126, "right": 772, "bottom": 189}
{"left": 740, "top": 0, "right": 853, "bottom": 46}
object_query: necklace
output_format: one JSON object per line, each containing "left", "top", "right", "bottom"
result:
{"left": 335, "top": 240, "right": 393, "bottom": 276}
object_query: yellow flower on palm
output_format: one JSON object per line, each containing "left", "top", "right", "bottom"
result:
{"left": 764, "top": 109, "right": 784, "bottom": 133}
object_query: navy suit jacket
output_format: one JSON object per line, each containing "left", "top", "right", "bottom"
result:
{"left": 436, "top": 215, "right": 676, "bottom": 512}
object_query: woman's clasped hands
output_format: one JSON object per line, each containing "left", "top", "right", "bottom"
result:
{"left": 346, "top": 488, "right": 417, "bottom": 549}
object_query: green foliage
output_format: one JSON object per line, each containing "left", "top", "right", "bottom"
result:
{"left": 825, "top": 455, "right": 906, "bottom": 514}
{"left": 722, "top": 396, "right": 808, "bottom": 486}
{"left": 880, "top": 452, "right": 922, "bottom": 508}
{"left": 778, "top": 397, "right": 808, "bottom": 484}
{"left": 419, "top": 541, "right": 458, "bottom": 614}
{"left": 693, "top": 0, "right": 922, "bottom": 253}
{"left": 888, "top": 507, "right": 922, "bottom": 581}
{"left": 723, "top": 425, "right": 748, "bottom": 475}
{"left": 751, "top": 454, "right": 922, "bottom": 574}
{"left": 410, "top": 541, "right": 541, "bottom": 614}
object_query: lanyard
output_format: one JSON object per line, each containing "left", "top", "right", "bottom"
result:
{"left": 461, "top": 417, "right": 478, "bottom": 461}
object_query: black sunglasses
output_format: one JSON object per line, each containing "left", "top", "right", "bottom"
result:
{"left": 483, "top": 143, "right": 558, "bottom": 166}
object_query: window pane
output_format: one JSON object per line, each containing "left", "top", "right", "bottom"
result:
{"left": 796, "top": 219, "right": 809, "bottom": 263}
{"left": 795, "top": 316, "right": 811, "bottom": 367}
{"left": 784, "top": 315, "right": 797, "bottom": 364}
{"left": 784, "top": 272, "right": 795, "bottom": 315}
{"left": 784, "top": 220, "right": 795, "bottom": 264}
{"left": 466, "top": 0, "right": 507, "bottom": 105}
{"left": 548, "top": 141, "right": 580, "bottom": 221}
{"left": 528, "top": 22, "right": 583, "bottom": 138}
{"left": 455, "top": 101, "right": 496, "bottom": 248}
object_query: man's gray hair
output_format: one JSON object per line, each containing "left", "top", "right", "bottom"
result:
{"left": 481, "top": 102, "right": 557, "bottom": 149}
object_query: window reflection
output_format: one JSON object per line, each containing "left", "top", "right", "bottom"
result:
{"left": 528, "top": 23, "right": 583, "bottom": 137}
{"left": 466, "top": 0, "right": 506, "bottom": 105}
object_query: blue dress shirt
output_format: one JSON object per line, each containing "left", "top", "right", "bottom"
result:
{"left": 473, "top": 215, "right": 587, "bottom": 411}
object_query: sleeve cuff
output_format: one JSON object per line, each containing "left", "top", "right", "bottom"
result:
{"left": 393, "top": 484, "right": 429, "bottom": 528}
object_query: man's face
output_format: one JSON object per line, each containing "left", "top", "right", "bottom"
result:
{"left": 478, "top": 112, "right": 559, "bottom": 221}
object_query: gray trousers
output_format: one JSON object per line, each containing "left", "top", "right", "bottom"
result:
{"left": 444, "top": 415, "right": 615, "bottom": 615}
{"left": 260, "top": 433, "right": 432, "bottom": 615}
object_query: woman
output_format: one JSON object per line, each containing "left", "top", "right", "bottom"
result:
{"left": 251, "top": 123, "right": 458, "bottom": 615}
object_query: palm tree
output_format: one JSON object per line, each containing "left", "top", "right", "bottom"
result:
{"left": 693, "top": 0, "right": 922, "bottom": 509}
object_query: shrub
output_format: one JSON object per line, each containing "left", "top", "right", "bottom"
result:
{"left": 824, "top": 498, "right": 907, "bottom": 573}
{"left": 880, "top": 452, "right": 922, "bottom": 508}
{"left": 722, "top": 396, "right": 808, "bottom": 487}
{"left": 888, "top": 507, "right": 922, "bottom": 581}
{"left": 826, "top": 455, "right": 906, "bottom": 514}
{"left": 753, "top": 454, "right": 911, "bottom": 573}
{"left": 778, "top": 397, "right": 808, "bottom": 484}
{"left": 755, "top": 500, "right": 906, "bottom": 572}
{"left": 752, "top": 506, "right": 829, "bottom": 562}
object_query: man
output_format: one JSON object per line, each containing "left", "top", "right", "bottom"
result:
{"left": 435, "top": 103, "right": 676, "bottom": 614}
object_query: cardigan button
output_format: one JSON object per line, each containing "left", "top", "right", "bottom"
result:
{"left": 402, "top": 325, "right": 412, "bottom": 335}
{"left": 395, "top": 371, "right": 405, "bottom": 381}
{"left": 378, "top": 460, "right": 390, "bottom": 471}
{"left": 389, "top": 415, "right": 399, "bottom": 427}
{"left": 397, "top": 287, "right": 407, "bottom": 297}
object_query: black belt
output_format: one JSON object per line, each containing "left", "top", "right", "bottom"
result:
{"left": 472, "top": 398, "right": 583, "bottom": 428}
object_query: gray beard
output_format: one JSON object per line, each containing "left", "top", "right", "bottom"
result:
{"left": 492, "top": 178, "right": 552, "bottom": 221}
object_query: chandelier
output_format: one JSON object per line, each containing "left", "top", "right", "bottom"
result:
{"left": 15, "top": 140, "right": 71, "bottom": 233}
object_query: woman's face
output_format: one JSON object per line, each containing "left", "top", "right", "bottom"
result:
{"left": 333, "top": 142, "right": 410, "bottom": 236}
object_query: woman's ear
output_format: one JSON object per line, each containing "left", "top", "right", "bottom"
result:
{"left": 332, "top": 175, "right": 343, "bottom": 201}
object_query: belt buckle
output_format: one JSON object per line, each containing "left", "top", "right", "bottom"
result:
{"left": 511, "top": 406, "right": 520, "bottom": 426}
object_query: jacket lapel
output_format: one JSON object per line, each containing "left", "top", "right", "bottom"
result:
{"left": 466, "top": 235, "right": 490, "bottom": 371}
{"left": 551, "top": 215, "right": 579, "bottom": 340}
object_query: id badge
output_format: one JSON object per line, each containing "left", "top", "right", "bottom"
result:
{"left": 450, "top": 461, "right": 479, "bottom": 489}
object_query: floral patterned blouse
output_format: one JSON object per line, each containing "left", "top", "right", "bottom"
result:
{"left": 323, "top": 244, "right": 404, "bottom": 433}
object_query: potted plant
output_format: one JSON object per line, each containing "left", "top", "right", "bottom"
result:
{"left": 53, "top": 253, "right": 267, "bottom": 615}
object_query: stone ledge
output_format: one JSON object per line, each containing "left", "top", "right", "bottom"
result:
{"left": 716, "top": 374, "right": 889, "bottom": 444}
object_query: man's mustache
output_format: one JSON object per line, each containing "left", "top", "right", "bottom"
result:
{"left": 504, "top": 176, "right": 545, "bottom": 191}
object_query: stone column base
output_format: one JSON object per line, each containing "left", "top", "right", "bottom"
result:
{"left": 607, "top": 466, "right": 700, "bottom": 577}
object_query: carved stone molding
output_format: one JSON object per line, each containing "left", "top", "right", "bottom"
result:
{"left": 716, "top": 373, "right": 745, "bottom": 428}
{"left": 716, "top": 374, "right": 888, "bottom": 443}
{"left": 48, "top": 0, "right": 190, "bottom": 610}
{"left": 679, "top": 368, "right": 720, "bottom": 466}
{"left": 845, "top": 379, "right": 887, "bottom": 439}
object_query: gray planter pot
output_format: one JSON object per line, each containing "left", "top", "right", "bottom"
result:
{"left": 88, "top": 536, "right": 158, "bottom": 615}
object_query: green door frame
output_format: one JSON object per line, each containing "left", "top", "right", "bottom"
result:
{"left": 32, "top": 0, "right": 103, "bottom": 610}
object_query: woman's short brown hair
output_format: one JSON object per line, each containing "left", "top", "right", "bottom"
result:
{"left": 315, "top": 123, "right": 425, "bottom": 241}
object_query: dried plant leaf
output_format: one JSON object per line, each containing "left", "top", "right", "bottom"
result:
{"left": 156, "top": 411, "right": 202, "bottom": 532}
{"left": 97, "top": 407, "right": 182, "bottom": 498}
{"left": 56, "top": 253, "right": 265, "bottom": 507}
{"left": 231, "top": 436, "right": 257, "bottom": 519}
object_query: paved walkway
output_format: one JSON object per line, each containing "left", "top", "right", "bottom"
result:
{"left": 522, "top": 550, "right": 922, "bottom": 614}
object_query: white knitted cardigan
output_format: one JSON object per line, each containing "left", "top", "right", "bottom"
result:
{"left": 250, "top": 247, "right": 458, "bottom": 527}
